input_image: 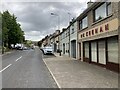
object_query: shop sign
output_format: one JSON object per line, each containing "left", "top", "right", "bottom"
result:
{"left": 79, "top": 18, "right": 118, "bottom": 39}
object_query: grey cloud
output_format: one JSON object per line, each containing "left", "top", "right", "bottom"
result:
{"left": 2, "top": 2, "right": 87, "bottom": 41}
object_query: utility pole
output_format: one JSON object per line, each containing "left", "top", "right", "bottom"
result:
{"left": 68, "top": 12, "right": 71, "bottom": 57}
{"left": 51, "top": 13, "right": 60, "bottom": 30}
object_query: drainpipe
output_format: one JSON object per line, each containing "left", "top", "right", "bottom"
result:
{"left": 68, "top": 13, "right": 71, "bottom": 57}
{"left": 69, "top": 27, "right": 70, "bottom": 57}
{"left": 118, "top": 2, "right": 120, "bottom": 73}
{"left": 81, "top": 42, "right": 83, "bottom": 61}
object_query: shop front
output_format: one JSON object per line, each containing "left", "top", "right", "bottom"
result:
{"left": 79, "top": 18, "right": 119, "bottom": 72}
{"left": 82, "top": 36, "right": 118, "bottom": 72}
{"left": 106, "top": 36, "right": 118, "bottom": 72}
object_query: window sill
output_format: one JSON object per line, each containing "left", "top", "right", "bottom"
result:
{"left": 71, "top": 32, "right": 74, "bottom": 34}
{"left": 92, "top": 14, "right": 113, "bottom": 26}
{"left": 79, "top": 27, "right": 88, "bottom": 31}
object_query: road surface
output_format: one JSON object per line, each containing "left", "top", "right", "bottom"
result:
{"left": 2, "top": 47, "right": 58, "bottom": 88}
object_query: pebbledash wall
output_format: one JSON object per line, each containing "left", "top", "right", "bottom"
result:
{"left": 69, "top": 20, "right": 78, "bottom": 59}
{"left": 60, "top": 20, "right": 78, "bottom": 58}
{"left": 77, "top": 2, "right": 119, "bottom": 72}
{"left": 60, "top": 28, "right": 69, "bottom": 56}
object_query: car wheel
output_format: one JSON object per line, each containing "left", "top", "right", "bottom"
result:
{"left": 43, "top": 51, "right": 46, "bottom": 55}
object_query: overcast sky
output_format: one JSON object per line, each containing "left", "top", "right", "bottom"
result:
{"left": 2, "top": 1, "right": 92, "bottom": 41}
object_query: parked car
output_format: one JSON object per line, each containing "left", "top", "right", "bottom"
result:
{"left": 15, "top": 43, "right": 24, "bottom": 50}
{"left": 42, "top": 46, "right": 54, "bottom": 55}
{"left": 16, "top": 46, "right": 23, "bottom": 50}
{"left": 23, "top": 47, "right": 28, "bottom": 50}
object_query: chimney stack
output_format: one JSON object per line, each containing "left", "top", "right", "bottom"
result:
{"left": 87, "top": 0, "right": 93, "bottom": 8}
{"left": 62, "top": 28, "right": 66, "bottom": 32}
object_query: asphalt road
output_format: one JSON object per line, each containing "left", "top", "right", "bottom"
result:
{"left": 2, "top": 47, "right": 58, "bottom": 88}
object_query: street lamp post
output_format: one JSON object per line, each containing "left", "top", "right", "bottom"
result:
{"left": 68, "top": 12, "right": 71, "bottom": 25}
{"left": 51, "top": 13, "right": 60, "bottom": 53}
{"left": 68, "top": 12, "right": 71, "bottom": 57}
{"left": 51, "top": 13, "right": 60, "bottom": 30}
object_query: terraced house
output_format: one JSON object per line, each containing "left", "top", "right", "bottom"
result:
{"left": 60, "top": 28, "right": 69, "bottom": 56}
{"left": 77, "top": 2, "right": 119, "bottom": 72}
{"left": 60, "top": 19, "right": 78, "bottom": 58}
{"left": 40, "top": 1, "right": 119, "bottom": 72}
{"left": 69, "top": 19, "right": 78, "bottom": 59}
{"left": 50, "top": 30, "right": 60, "bottom": 52}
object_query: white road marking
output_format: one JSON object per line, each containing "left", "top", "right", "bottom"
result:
{"left": 0, "top": 64, "right": 12, "bottom": 73}
{"left": 15, "top": 56, "right": 22, "bottom": 62}
{"left": 43, "top": 59, "right": 61, "bottom": 88}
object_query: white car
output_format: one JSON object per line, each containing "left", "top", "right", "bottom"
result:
{"left": 42, "top": 46, "right": 54, "bottom": 54}
{"left": 23, "top": 47, "right": 28, "bottom": 50}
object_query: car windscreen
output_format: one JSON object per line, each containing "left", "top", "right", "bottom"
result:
{"left": 45, "top": 47, "right": 52, "bottom": 49}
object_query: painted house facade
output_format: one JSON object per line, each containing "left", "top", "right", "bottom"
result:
{"left": 54, "top": 33, "right": 60, "bottom": 52}
{"left": 50, "top": 30, "right": 60, "bottom": 52}
{"left": 60, "top": 19, "right": 78, "bottom": 58}
{"left": 60, "top": 28, "right": 70, "bottom": 56}
{"left": 77, "top": 2, "right": 119, "bottom": 72}
{"left": 69, "top": 20, "right": 78, "bottom": 59}
{"left": 40, "top": 1, "right": 119, "bottom": 72}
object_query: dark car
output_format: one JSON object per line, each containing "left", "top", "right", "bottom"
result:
{"left": 16, "top": 46, "right": 23, "bottom": 50}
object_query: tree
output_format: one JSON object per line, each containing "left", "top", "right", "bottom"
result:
{"left": 2, "top": 11, "right": 25, "bottom": 49}
{"left": 24, "top": 40, "right": 33, "bottom": 47}
{"left": 0, "top": 12, "right": 2, "bottom": 44}
{"left": 2, "top": 27, "right": 8, "bottom": 47}
{"left": 8, "top": 14, "right": 20, "bottom": 47}
{"left": 0, "top": 12, "right": 2, "bottom": 53}
{"left": 38, "top": 40, "right": 42, "bottom": 47}
{"left": 2, "top": 11, "right": 25, "bottom": 48}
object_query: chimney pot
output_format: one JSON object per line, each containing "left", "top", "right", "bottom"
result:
{"left": 87, "top": 1, "right": 93, "bottom": 8}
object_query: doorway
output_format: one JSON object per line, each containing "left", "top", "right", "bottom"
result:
{"left": 71, "top": 40, "right": 76, "bottom": 58}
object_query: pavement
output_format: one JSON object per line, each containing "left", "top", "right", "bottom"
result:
{"left": 43, "top": 53, "right": 118, "bottom": 88}
{"left": 1, "top": 51, "right": 12, "bottom": 56}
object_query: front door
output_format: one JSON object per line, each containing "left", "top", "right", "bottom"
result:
{"left": 98, "top": 40, "right": 106, "bottom": 64}
{"left": 79, "top": 43, "right": 81, "bottom": 60}
{"left": 71, "top": 40, "right": 76, "bottom": 58}
{"left": 91, "top": 42, "right": 97, "bottom": 63}
{"left": 63, "top": 43, "right": 65, "bottom": 54}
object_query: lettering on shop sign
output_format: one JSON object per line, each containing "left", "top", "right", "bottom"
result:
{"left": 81, "top": 24, "right": 109, "bottom": 38}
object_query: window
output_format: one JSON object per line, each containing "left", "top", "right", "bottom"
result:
{"left": 107, "top": 37, "right": 118, "bottom": 63}
{"left": 107, "top": 2, "right": 112, "bottom": 15}
{"left": 94, "top": 2, "right": 112, "bottom": 21}
{"left": 66, "top": 33, "right": 67, "bottom": 37}
{"left": 71, "top": 28, "right": 74, "bottom": 34}
{"left": 98, "top": 40, "right": 106, "bottom": 64}
{"left": 63, "top": 32, "right": 65, "bottom": 38}
{"left": 82, "top": 17, "right": 88, "bottom": 29}
{"left": 91, "top": 42, "right": 97, "bottom": 62}
{"left": 79, "top": 16, "right": 88, "bottom": 30}
{"left": 72, "top": 23, "right": 74, "bottom": 27}
{"left": 84, "top": 42, "right": 89, "bottom": 58}
{"left": 67, "top": 30, "right": 69, "bottom": 36}
{"left": 95, "top": 3, "right": 106, "bottom": 21}
{"left": 66, "top": 43, "right": 68, "bottom": 52}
